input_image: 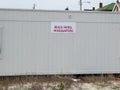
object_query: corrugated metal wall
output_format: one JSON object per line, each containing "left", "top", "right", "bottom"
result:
{"left": 0, "top": 9, "right": 120, "bottom": 75}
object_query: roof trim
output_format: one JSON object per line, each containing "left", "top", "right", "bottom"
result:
{"left": 112, "top": 2, "right": 120, "bottom": 11}
{"left": 0, "top": 8, "right": 120, "bottom": 14}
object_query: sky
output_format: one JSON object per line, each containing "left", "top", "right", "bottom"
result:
{"left": 0, "top": 0, "right": 117, "bottom": 10}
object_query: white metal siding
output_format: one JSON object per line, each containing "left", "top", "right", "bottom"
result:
{"left": 0, "top": 9, "right": 120, "bottom": 75}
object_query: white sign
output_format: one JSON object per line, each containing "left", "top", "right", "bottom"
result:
{"left": 51, "top": 22, "right": 76, "bottom": 33}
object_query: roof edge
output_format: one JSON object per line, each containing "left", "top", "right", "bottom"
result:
{"left": 0, "top": 8, "right": 120, "bottom": 14}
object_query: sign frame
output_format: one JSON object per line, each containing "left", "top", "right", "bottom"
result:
{"left": 51, "top": 22, "right": 76, "bottom": 33}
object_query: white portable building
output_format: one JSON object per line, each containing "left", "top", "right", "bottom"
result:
{"left": 0, "top": 9, "right": 120, "bottom": 76}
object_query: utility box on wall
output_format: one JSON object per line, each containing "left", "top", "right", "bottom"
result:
{"left": 0, "top": 9, "right": 120, "bottom": 76}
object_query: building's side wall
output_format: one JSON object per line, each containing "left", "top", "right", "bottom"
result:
{"left": 0, "top": 10, "right": 120, "bottom": 75}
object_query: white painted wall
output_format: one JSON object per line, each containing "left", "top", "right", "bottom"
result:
{"left": 0, "top": 9, "right": 120, "bottom": 75}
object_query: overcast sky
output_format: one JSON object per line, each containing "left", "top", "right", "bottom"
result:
{"left": 0, "top": 0, "right": 117, "bottom": 10}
